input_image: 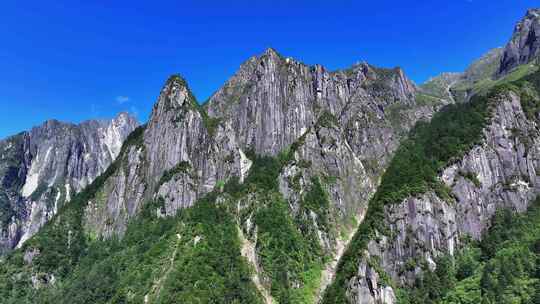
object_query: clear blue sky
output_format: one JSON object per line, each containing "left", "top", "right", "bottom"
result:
{"left": 0, "top": 0, "right": 537, "bottom": 138}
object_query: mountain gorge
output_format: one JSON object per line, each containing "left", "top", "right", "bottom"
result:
{"left": 1, "top": 8, "right": 540, "bottom": 304}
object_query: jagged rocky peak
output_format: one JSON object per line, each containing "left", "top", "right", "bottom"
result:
{"left": 0, "top": 112, "right": 138, "bottom": 254}
{"left": 341, "top": 62, "right": 417, "bottom": 101}
{"left": 205, "top": 47, "right": 418, "bottom": 155}
{"left": 151, "top": 74, "right": 198, "bottom": 114}
{"left": 22, "top": 111, "right": 138, "bottom": 195}
{"left": 499, "top": 8, "right": 540, "bottom": 75}
{"left": 144, "top": 74, "right": 207, "bottom": 185}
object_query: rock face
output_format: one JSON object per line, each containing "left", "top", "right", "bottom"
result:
{"left": 82, "top": 48, "right": 438, "bottom": 241}
{"left": 499, "top": 9, "right": 540, "bottom": 75}
{"left": 83, "top": 77, "right": 248, "bottom": 237}
{"left": 346, "top": 89, "right": 540, "bottom": 300}
{"left": 463, "top": 47, "right": 504, "bottom": 83}
{"left": 346, "top": 252, "right": 397, "bottom": 304}
{"left": 5, "top": 9, "right": 540, "bottom": 304}
{"left": 206, "top": 49, "right": 419, "bottom": 157}
{"left": 0, "top": 113, "right": 138, "bottom": 253}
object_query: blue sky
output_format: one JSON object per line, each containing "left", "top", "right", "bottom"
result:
{"left": 0, "top": 0, "right": 537, "bottom": 138}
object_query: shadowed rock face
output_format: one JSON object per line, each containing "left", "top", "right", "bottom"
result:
{"left": 0, "top": 112, "right": 138, "bottom": 254}
{"left": 344, "top": 80, "right": 540, "bottom": 304}
{"left": 499, "top": 9, "right": 540, "bottom": 76}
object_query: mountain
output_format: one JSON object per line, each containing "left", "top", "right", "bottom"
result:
{"left": 0, "top": 113, "right": 138, "bottom": 254}
{"left": 1, "top": 8, "right": 540, "bottom": 304}
{"left": 323, "top": 10, "right": 540, "bottom": 304}
{"left": 499, "top": 8, "right": 540, "bottom": 76}
{"left": 419, "top": 47, "right": 505, "bottom": 103}
{"left": 0, "top": 48, "right": 438, "bottom": 303}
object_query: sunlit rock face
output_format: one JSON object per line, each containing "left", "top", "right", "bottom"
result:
{"left": 0, "top": 112, "right": 138, "bottom": 253}
{"left": 345, "top": 89, "right": 540, "bottom": 301}
{"left": 80, "top": 46, "right": 440, "bottom": 241}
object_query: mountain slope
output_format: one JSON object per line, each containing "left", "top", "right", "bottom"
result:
{"left": 0, "top": 48, "right": 437, "bottom": 303}
{"left": 323, "top": 13, "right": 540, "bottom": 302}
{"left": 2, "top": 8, "right": 540, "bottom": 304}
{"left": 499, "top": 9, "right": 540, "bottom": 76}
{"left": 419, "top": 48, "right": 505, "bottom": 103}
{"left": 0, "top": 113, "right": 138, "bottom": 254}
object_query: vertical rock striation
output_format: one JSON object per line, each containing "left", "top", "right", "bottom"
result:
{"left": 499, "top": 9, "right": 540, "bottom": 76}
{"left": 0, "top": 113, "right": 138, "bottom": 254}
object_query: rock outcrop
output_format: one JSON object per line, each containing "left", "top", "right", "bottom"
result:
{"left": 0, "top": 113, "right": 138, "bottom": 253}
{"left": 499, "top": 9, "right": 540, "bottom": 75}
{"left": 81, "top": 48, "right": 438, "bottom": 244}
{"left": 346, "top": 84, "right": 540, "bottom": 302}
{"left": 420, "top": 48, "right": 504, "bottom": 103}
{"left": 341, "top": 10, "right": 540, "bottom": 301}
{"left": 4, "top": 8, "right": 540, "bottom": 304}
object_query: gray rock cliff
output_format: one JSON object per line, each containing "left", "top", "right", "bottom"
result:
{"left": 499, "top": 9, "right": 540, "bottom": 75}
{"left": 0, "top": 112, "right": 138, "bottom": 253}
{"left": 346, "top": 83, "right": 540, "bottom": 303}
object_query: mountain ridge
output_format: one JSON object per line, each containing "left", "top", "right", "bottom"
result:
{"left": 1, "top": 7, "right": 540, "bottom": 304}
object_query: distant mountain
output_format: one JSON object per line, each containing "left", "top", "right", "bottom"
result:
{"left": 0, "top": 112, "right": 138, "bottom": 254}
{"left": 419, "top": 47, "right": 504, "bottom": 103}
{"left": 421, "top": 10, "right": 540, "bottom": 104}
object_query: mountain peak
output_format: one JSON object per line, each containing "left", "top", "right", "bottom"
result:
{"left": 498, "top": 8, "right": 540, "bottom": 75}
{"left": 526, "top": 8, "right": 540, "bottom": 18}
{"left": 148, "top": 74, "right": 200, "bottom": 129}
{"left": 165, "top": 74, "right": 190, "bottom": 88}
{"left": 263, "top": 47, "right": 281, "bottom": 57}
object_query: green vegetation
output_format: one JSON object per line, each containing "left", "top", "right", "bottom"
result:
{"left": 301, "top": 177, "right": 331, "bottom": 232}
{"left": 7, "top": 66, "right": 539, "bottom": 304}
{"left": 322, "top": 72, "right": 533, "bottom": 303}
{"left": 255, "top": 194, "right": 323, "bottom": 303}
{"left": 0, "top": 124, "right": 265, "bottom": 303}
{"left": 324, "top": 69, "right": 540, "bottom": 304}
{"left": 317, "top": 110, "right": 339, "bottom": 128}
{"left": 451, "top": 63, "right": 539, "bottom": 103}
{"left": 0, "top": 195, "right": 264, "bottom": 303}
{"left": 397, "top": 198, "right": 540, "bottom": 304}
{"left": 168, "top": 74, "right": 222, "bottom": 136}
{"left": 157, "top": 161, "right": 191, "bottom": 186}
{"left": 0, "top": 124, "right": 332, "bottom": 303}
{"left": 458, "top": 171, "right": 481, "bottom": 188}
{"left": 374, "top": 91, "right": 491, "bottom": 206}
{"left": 200, "top": 111, "right": 221, "bottom": 137}
{"left": 227, "top": 148, "right": 328, "bottom": 303}
{"left": 419, "top": 73, "right": 459, "bottom": 101}
{"left": 386, "top": 103, "right": 410, "bottom": 134}
{"left": 415, "top": 93, "right": 443, "bottom": 106}
{"left": 515, "top": 69, "right": 540, "bottom": 123}
{"left": 0, "top": 193, "right": 14, "bottom": 233}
